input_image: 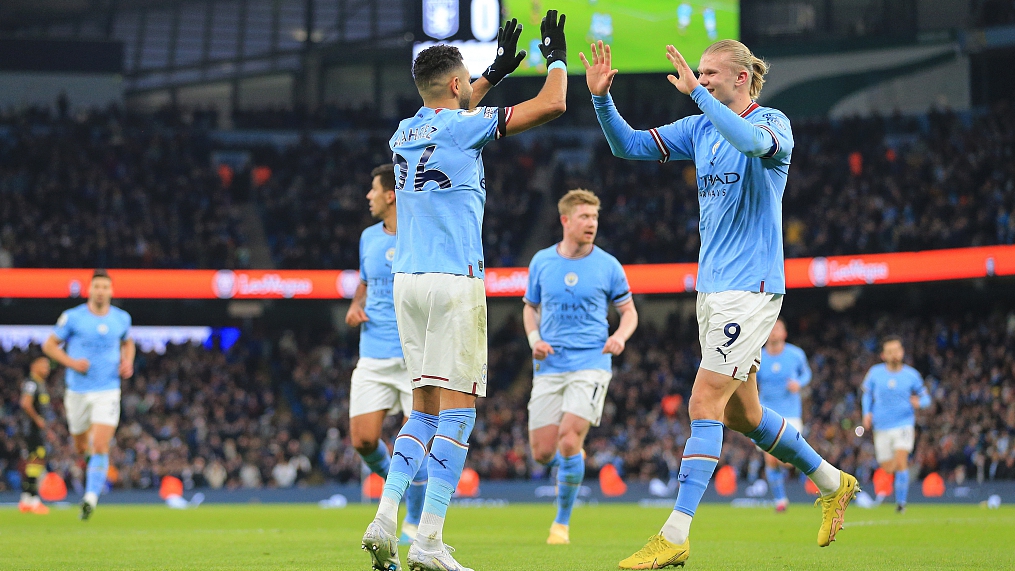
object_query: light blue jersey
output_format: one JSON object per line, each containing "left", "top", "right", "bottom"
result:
{"left": 593, "top": 86, "right": 793, "bottom": 294}
{"left": 358, "top": 221, "right": 403, "bottom": 359}
{"left": 861, "top": 364, "right": 930, "bottom": 431}
{"left": 390, "top": 105, "right": 510, "bottom": 278}
{"left": 758, "top": 343, "right": 812, "bottom": 419}
{"left": 53, "top": 304, "right": 132, "bottom": 393}
{"left": 524, "top": 245, "right": 632, "bottom": 375}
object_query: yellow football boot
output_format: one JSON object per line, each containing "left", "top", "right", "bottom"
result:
{"left": 815, "top": 470, "right": 860, "bottom": 547}
{"left": 546, "top": 522, "right": 570, "bottom": 545}
{"left": 618, "top": 534, "right": 689, "bottom": 569}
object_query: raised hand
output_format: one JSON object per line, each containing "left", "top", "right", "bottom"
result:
{"left": 482, "top": 18, "right": 526, "bottom": 86}
{"left": 580, "top": 40, "right": 618, "bottom": 96}
{"left": 539, "top": 9, "right": 567, "bottom": 66}
{"left": 665, "top": 45, "right": 699, "bottom": 95}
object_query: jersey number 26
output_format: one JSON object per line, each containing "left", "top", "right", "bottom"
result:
{"left": 394, "top": 145, "right": 452, "bottom": 192}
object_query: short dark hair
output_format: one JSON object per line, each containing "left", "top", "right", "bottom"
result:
{"left": 412, "top": 44, "right": 466, "bottom": 94}
{"left": 880, "top": 335, "right": 903, "bottom": 350}
{"left": 371, "top": 164, "right": 396, "bottom": 191}
{"left": 91, "top": 269, "right": 111, "bottom": 282}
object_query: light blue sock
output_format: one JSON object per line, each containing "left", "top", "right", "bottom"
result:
{"left": 895, "top": 470, "right": 910, "bottom": 505}
{"left": 418, "top": 408, "right": 476, "bottom": 548}
{"left": 554, "top": 452, "right": 584, "bottom": 525}
{"left": 404, "top": 456, "right": 428, "bottom": 526}
{"left": 381, "top": 411, "right": 438, "bottom": 504}
{"left": 86, "top": 453, "right": 109, "bottom": 498}
{"left": 765, "top": 466, "right": 787, "bottom": 502}
{"left": 746, "top": 407, "right": 822, "bottom": 475}
{"left": 673, "top": 420, "right": 723, "bottom": 517}
{"left": 361, "top": 440, "right": 391, "bottom": 479}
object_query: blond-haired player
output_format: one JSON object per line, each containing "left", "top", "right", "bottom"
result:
{"left": 583, "top": 38, "right": 858, "bottom": 568}
{"left": 523, "top": 189, "right": 637, "bottom": 544}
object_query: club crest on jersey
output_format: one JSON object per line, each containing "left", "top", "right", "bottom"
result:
{"left": 385, "top": 248, "right": 395, "bottom": 262}
{"left": 888, "top": 379, "right": 896, "bottom": 389}
{"left": 97, "top": 324, "right": 109, "bottom": 335}
{"left": 564, "top": 272, "right": 579, "bottom": 287}
{"left": 772, "top": 363, "right": 781, "bottom": 373}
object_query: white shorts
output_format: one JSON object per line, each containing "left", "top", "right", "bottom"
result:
{"left": 65, "top": 389, "right": 121, "bottom": 435}
{"left": 349, "top": 357, "right": 413, "bottom": 418}
{"left": 528, "top": 369, "right": 613, "bottom": 430}
{"left": 394, "top": 273, "right": 488, "bottom": 397}
{"left": 697, "top": 291, "right": 784, "bottom": 381}
{"left": 873, "top": 425, "right": 916, "bottom": 464}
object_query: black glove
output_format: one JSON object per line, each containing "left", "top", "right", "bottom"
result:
{"left": 539, "top": 9, "right": 567, "bottom": 66}
{"left": 482, "top": 18, "right": 526, "bottom": 86}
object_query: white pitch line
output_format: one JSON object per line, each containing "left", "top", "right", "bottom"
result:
{"left": 844, "top": 516, "right": 1015, "bottom": 528}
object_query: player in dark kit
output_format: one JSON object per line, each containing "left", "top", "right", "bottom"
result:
{"left": 19, "top": 356, "right": 53, "bottom": 515}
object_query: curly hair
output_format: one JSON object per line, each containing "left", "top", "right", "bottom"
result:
{"left": 412, "top": 44, "right": 466, "bottom": 94}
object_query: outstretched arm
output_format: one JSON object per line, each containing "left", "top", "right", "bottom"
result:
{"left": 471, "top": 18, "right": 527, "bottom": 109}
{"left": 584, "top": 41, "right": 685, "bottom": 161}
{"left": 502, "top": 11, "right": 568, "bottom": 136}
{"left": 666, "top": 45, "right": 781, "bottom": 158}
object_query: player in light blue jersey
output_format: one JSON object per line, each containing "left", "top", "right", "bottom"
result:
{"left": 583, "top": 39, "right": 857, "bottom": 567}
{"left": 363, "top": 13, "right": 568, "bottom": 571}
{"left": 523, "top": 189, "right": 638, "bottom": 545}
{"left": 345, "top": 164, "right": 426, "bottom": 545}
{"left": 43, "top": 270, "right": 134, "bottom": 521}
{"left": 861, "top": 335, "right": 931, "bottom": 513}
{"left": 757, "top": 318, "right": 812, "bottom": 512}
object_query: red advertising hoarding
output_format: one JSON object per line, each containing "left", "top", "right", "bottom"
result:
{"left": 0, "top": 246, "right": 1012, "bottom": 299}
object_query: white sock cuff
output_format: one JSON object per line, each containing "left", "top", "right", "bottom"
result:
{"left": 811, "top": 460, "right": 841, "bottom": 496}
{"left": 417, "top": 512, "right": 446, "bottom": 549}
{"left": 661, "top": 510, "right": 692, "bottom": 545}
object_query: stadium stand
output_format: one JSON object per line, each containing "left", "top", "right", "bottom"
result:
{"left": 0, "top": 106, "right": 248, "bottom": 269}
{"left": 2, "top": 103, "right": 1012, "bottom": 270}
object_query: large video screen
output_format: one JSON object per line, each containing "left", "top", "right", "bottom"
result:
{"left": 413, "top": 1, "right": 740, "bottom": 77}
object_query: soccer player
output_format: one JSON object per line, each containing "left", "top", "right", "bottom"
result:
{"left": 361, "top": 12, "right": 568, "bottom": 571}
{"left": 43, "top": 269, "right": 134, "bottom": 520}
{"left": 757, "top": 318, "right": 812, "bottom": 512}
{"left": 345, "top": 163, "right": 426, "bottom": 544}
{"left": 861, "top": 335, "right": 931, "bottom": 513}
{"left": 523, "top": 189, "right": 637, "bottom": 545}
{"left": 583, "top": 39, "right": 858, "bottom": 568}
{"left": 18, "top": 356, "right": 52, "bottom": 515}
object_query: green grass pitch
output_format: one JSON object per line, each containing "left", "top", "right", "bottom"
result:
{"left": 1, "top": 503, "right": 1012, "bottom": 570}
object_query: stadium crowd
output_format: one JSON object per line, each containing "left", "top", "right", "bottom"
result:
{"left": 0, "top": 105, "right": 249, "bottom": 270}
{"left": 2, "top": 102, "right": 1013, "bottom": 270}
{"left": 2, "top": 305, "right": 1014, "bottom": 494}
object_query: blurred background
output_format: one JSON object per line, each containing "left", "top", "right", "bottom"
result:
{"left": 0, "top": 0, "right": 1013, "bottom": 502}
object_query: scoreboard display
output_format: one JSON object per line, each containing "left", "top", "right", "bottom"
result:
{"left": 413, "top": 0, "right": 740, "bottom": 76}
